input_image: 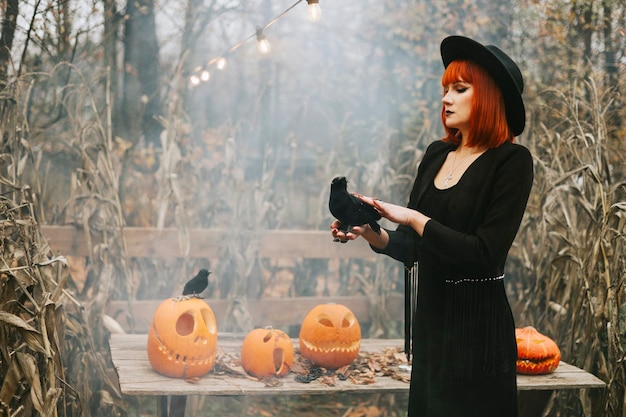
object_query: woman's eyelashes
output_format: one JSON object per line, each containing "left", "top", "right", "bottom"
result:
{"left": 443, "top": 84, "right": 470, "bottom": 96}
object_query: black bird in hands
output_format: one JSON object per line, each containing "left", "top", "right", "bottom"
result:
{"left": 329, "top": 176, "right": 381, "bottom": 242}
{"left": 183, "top": 269, "right": 211, "bottom": 297}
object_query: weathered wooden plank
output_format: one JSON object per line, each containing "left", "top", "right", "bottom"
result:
{"left": 41, "top": 226, "right": 375, "bottom": 259}
{"left": 109, "top": 334, "right": 605, "bottom": 397}
{"left": 111, "top": 334, "right": 409, "bottom": 396}
{"left": 516, "top": 363, "right": 606, "bottom": 390}
{"left": 115, "top": 363, "right": 409, "bottom": 396}
{"left": 106, "top": 295, "right": 405, "bottom": 332}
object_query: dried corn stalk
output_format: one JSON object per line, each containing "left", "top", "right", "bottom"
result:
{"left": 0, "top": 191, "right": 125, "bottom": 417}
{"left": 515, "top": 78, "right": 625, "bottom": 417}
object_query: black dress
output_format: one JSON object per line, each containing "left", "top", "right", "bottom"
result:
{"left": 373, "top": 140, "right": 533, "bottom": 417}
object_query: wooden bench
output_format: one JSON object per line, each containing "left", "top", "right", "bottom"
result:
{"left": 40, "top": 226, "right": 376, "bottom": 260}
{"left": 105, "top": 295, "right": 404, "bottom": 333}
{"left": 109, "top": 333, "right": 606, "bottom": 417}
{"left": 42, "top": 225, "right": 401, "bottom": 334}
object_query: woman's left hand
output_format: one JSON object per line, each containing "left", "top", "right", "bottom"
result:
{"left": 357, "top": 195, "right": 410, "bottom": 225}
{"left": 357, "top": 194, "right": 430, "bottom": 236}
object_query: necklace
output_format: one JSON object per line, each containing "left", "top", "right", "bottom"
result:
{"left": 443, "top": 151, "right": 472, "bottom": 187}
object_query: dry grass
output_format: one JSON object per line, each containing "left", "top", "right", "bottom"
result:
{"left": 0, "top": 192, "right": 125, "bottom": 416}
{"left": 0, "top": 68, "right": 127, "bottom": 416}
{"left": 513, "top": 78, "right": 625, "bottom": 416}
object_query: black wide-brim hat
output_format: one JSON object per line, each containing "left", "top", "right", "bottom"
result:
{"left": 440, "top": 35, "right": 526, "bottom": 136}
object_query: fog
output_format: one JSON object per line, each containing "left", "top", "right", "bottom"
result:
{"left": 154, "top": 1, "right": 442, "bottom": 232}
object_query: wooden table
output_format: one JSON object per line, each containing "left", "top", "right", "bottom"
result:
{"left": 109, "top": 334, "right": 605, "bottom": 417}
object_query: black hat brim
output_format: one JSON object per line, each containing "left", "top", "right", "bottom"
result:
{"left": 440, "top": 36, "right": 525, "bottom": 136}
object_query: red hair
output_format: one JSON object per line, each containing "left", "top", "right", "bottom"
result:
{"left": 441, "top": 60, "right": 514, "bottom": 147}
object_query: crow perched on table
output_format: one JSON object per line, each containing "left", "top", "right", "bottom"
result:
{"left": 329, "top": 176, "right": 381, "bottom": 242}
{"left": 182, "top": 269, "right": 211, "bottom": 297}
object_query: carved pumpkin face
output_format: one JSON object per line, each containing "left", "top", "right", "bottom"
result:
{"left": 147, "top": 297, "right": 218, "bottom": 378}
{"left": 515, "top": 326, "right": 561, "bottom": 375}
{"left": 240, "top": 327, "right": 294, "bottom": 378}
{"left": 299, "top": 303, "right": 361, "bottom": 369}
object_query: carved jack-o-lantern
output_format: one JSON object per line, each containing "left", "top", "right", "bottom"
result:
{"left": 515, "top": 326, "right": 561, "bottom": 375}
{"left": 147, "top": 297, "right": 218, "bottom": 378}
{"left": 240, "top": 327, "right": 294, "bottom": 378}
{"left": 299, "top": 303, "right": 361, "bottom": 369}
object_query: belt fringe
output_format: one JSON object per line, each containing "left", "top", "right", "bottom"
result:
{"left": 442, "top": 274, "right": 513, "bottom": 379}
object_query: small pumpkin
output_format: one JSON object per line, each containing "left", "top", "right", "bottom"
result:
{"left": 515, "top": 326, "right": 561, "bottom": 375}
{"left": 299, "top": 303, "right": 361, "bottom": 369}
{"left": 147, "top": 297, "right": 218, "bottom": 378}
{"left": 240, "top": 327, "right": 294, "bottom": 378}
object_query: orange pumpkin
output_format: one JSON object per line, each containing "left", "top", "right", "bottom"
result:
{"left": 240, "top": 327, "right": 294, "bottom": 378}
{"left": 147, "top": 297, "right": 218, "bottom": 378}
{"left": 299, "top": 303, "right": 361, "bottom": 369}
{"left": 515, "top": 326, "right": 561, "bottom": 375}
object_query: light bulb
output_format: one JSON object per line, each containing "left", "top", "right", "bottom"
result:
{"left": 256, "top": 28, "right": 271, "bottom": 54}
{"left": 306, "top": 0, "right": 321, "bottom": 22}
{"left": 189, "top": 74, "right": 201, "bottom": 86}
{"left": 216, "top": 57, "right": 227, "bottom": 70}
{"left": 200, "top": 69, "right": 210, "bottom": 82}
{"left": 258, "top": 38, "right": 271, "bottom": 54}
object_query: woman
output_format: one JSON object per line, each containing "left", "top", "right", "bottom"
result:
{"left": 331, "top": 36, "right": 533, "bottom": 416}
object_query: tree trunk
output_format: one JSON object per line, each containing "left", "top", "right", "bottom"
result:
{"left": 0, "top": 0, "right": 18, "bottom": 83}
{"left": 56, "top": 0, "right": 72, "bottom": 60}
{"left": 257, "top": 1, "right": 273, "bottom": 156}
{"left": 122, "top": 0, "right": 163, "bottom": 147}
{"left": 603, "top": 0, "right": 624, "bottom": 139}
{"left": 602, "top": 0, "right": 617, "bottom": 84}
{"left": 103, "top": 0, "right": 120, "bottom": 115}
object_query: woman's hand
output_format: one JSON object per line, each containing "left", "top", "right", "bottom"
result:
{"left": 357, "top": 195, "right": 410, "bottom": 225}
{"left": 328, "top": 192, "right": 429, "bottom": 245}
{"left": 330, "top": 219, "right": 389, "bottom": 249}
{"left": 330, "top": 220, "right": 368, "bottom": 243}
{"left": 357, "top": 194, "right": 430, "bottom": 236}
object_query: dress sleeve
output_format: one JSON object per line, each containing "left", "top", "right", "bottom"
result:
{"left": 368, "top": 143, "right": 443, "bottom": 267}
{"left": 421, "top": 145, "right": 533, "bottom": 268}
{"left": 370, "top": 224, "right": 420, "bottom": 267}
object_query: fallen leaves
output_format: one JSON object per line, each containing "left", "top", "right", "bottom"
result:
{"left": 346, "top": 347, "right": 411, "bottom": 385}
{"left": 210, "top": 345, "right": 410, "bottom": 386}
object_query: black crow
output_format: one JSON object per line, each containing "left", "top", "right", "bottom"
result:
{"left": 182, "top": 269, "right": 211, "bottom": 297}
{"left": 329, "top": 176, "right": 381, "bottom": 242}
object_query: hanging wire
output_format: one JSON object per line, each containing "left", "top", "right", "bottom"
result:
{"left": 262, "top": 0, "right": 304, "bottom": 31}
{"left": 232, "top": 0, "right": 304, "bottom": 51}
{"left": 190, "top": 0, "right": 312, "bottom": 84}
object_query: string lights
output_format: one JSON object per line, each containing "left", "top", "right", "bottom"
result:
{"left": 306, "top": 0, "right": 322, "bottom": 22}
{"left": 216, "top": 56, "right": 227, "bottom": 70}
{"left": 256, "top": 27, "right": 271, "bottom": 54}
{"left": 189, "top": 0, "right": 322, "bottom": 87}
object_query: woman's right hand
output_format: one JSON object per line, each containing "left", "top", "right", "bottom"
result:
{"left": 330, "top": 220, "right": 368, "bottom": 243}
{"left": 330, "top": 220, "right": 389, "bottom": 249}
